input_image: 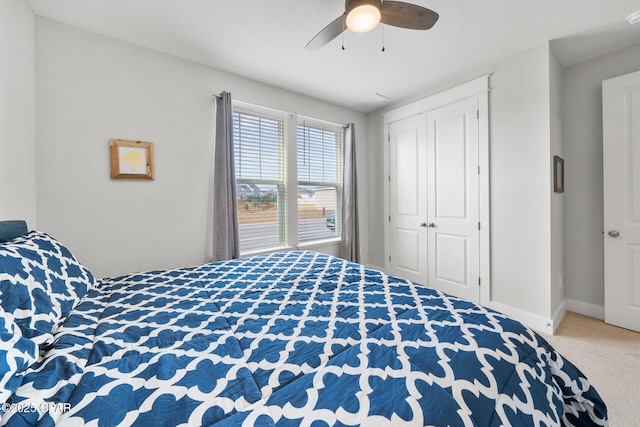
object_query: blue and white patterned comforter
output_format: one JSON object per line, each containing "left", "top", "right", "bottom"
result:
{"left": 2, "top": 251, "right": 607, "bottom": 426}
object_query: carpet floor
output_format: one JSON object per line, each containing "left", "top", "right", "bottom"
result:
{"left": 539, "top": 311, "right": 640, "bottom": 426}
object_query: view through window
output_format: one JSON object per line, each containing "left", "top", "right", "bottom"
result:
{"left": 233, "top": 109, "right": 286, "bottom": 251}
{"left": 297, "top": 120, "right": 343, "bottom": 243}
{"left": 233, "top": 105, "right": 343, "bottom": 252}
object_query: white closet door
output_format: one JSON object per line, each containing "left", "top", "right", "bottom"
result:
{"left": 388, "top": 115, "right": 428, "bottom": 285}
{"left": 603, "top": 70, "right": 640, "bottom": 332}
{"left": 426, "top": 97, "right": 480, "bottom": 303}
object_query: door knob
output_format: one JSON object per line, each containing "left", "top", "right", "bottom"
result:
{"left": 420, "top": 222, "right": 427, "bottom": 227}
{"left": 608, "top": 230, "right": 620, "bottom": 238}
{"left": 427, "top": 223, "right": 435, "bottom": 228}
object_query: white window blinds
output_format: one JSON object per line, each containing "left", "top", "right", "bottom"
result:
{"left": 297, "top": 119, "right": 343, "bottom": 242}
{"left": 233, "top": 106, "right": 287, "bottom": 251}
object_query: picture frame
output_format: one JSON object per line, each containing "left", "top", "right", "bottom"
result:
{"left": 553, "top": 155, "right": 564, "bottom": 193}
{"left": 110, "top": 139, "right": 155, "bottom": 180}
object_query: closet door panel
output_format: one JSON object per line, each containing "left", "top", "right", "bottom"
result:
{"left": 427, "top": 97, "right": 480, "bottom": 303}
{"left": 388, "top": 115, "right": 428, "bottom": 285}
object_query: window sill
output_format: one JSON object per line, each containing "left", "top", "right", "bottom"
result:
{"left": 298, "top": 237, "right": 341, "bottom": 249}
{"left": 239, "top": 238, "right": 342, "bottom": 258}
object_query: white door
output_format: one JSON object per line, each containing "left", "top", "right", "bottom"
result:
{"left": 603, "top": 70, "right": 640, "bottom": 332}
{"left": 426, "top": 98, "right": 480, "bottom": 303}
{"left": 388, "top": 115, "right": 428, "bottom": 285}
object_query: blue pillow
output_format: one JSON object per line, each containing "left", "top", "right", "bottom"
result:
{"left": 0, "top": 231, "right": 97, "bottom": 347}
{"left": 0, "top": 309, "right": 38, "bottom": 407}
{"left": 0, "top": 221, "right": 28, "bottom": 243}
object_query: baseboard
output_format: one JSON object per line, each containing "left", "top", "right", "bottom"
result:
{"left": 369, "top": 262, "right": 580, "bottom": 335}
{"left": 551, "top": 300, "right": 567, "bottom": 334}
{"left": 485, "top": 301, "right": 555, "bottom": 335}
{"left": 566, "top": 299, "right": 604, "bottom": 320}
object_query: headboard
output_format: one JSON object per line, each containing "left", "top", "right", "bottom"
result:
{"left": 0, "top": 220, "right": 29, "bottom": 243}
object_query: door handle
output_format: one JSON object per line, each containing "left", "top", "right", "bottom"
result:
{"left": 420, "top": 222, "right": 435, "bottom": 228}
{"left": 608, "top": 230, "right": 620, "bottom": 238}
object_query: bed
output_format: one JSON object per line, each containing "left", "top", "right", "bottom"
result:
{"left": 1, "top": 224, "right": 607, "bottom": 426}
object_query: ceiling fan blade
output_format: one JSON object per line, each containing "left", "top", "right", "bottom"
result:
{"left": 380, "top": 1, "right": 439, "bottom": 30}
{"left": 306, "top": 14, "right": 347, "bottom": 50}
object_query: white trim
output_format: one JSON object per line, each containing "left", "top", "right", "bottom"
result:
{"left": 298, "top": 237, "right": 341, "bottom": 249}
{"left": 477, "top": 83, "right": 491, "bottom": 306}
{"left": 382, "top": 75, "right": 490, "bottom": 124}
{"left": 232, "top": 99, "right": 346, "bottom": 129}
{"left": 383, "top": 75, "right": 491, "bottom": 305}
{"left": 486, "top": 301, "right": 555, "bottom": 335}
{"left": 487, "top": 300, "right": 566, "bottom": 335}
{"left": 233, "top": 99, "right": 288, "bottom": 119}
{"left": 295, "top": 113, "right": 345, "bottom": 129}
{"left": 286, "top": 114, "right": 299, "bottom": 247}
{"left": 566, "top": 298, "right": 605, "bottom": 320}
{"left": 383, "top": 119, "right": 391, "bottom": 273}
{"left": 551, "top": 299, "right": 567, "bottom": 334}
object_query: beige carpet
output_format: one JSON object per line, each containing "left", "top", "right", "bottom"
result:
{"left": 539, "top": 312, "right": 640, "bottom": 426}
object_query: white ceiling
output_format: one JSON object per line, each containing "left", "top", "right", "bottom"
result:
{"left": 25, "top": 0, "right": 640, "bottom": 113}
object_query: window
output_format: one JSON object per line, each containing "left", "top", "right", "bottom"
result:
{"left": 297, "top": 119, "right": 343, "bottom": 242}
{"left": 233, "top": 107, "right": 287, "bottom": 251}
{"left": 233, "top": 104, "right": 343, "bottom": 252}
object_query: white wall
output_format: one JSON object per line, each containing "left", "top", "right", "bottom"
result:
{"left": 549, "top": 47, "right": 565, "bottom": 324}
{"left": 0, "top": 1, "right": 36, "bottom": 226}
{"left": 34, "top": 18, "right": 368, "bottom": 278}
{"left": 486, "top": 44, "right": 553, "bottom": 325}
{"left": 366, "top": 108, "right": 385, "bottom": 270}
{"left": 368, "top": 44, "right": 558, "bottom": 331}
{"left": 562, "top": 42, "right": 640, "bottom": 317}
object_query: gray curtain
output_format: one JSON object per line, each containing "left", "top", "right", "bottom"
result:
{"left": 212, "top": 91, "right": 240, "bottom": 261}
{"left": 340, "top": 123, "right": 360, "bottom": 262}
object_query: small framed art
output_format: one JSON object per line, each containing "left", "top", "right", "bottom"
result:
{"left": 110, "top": 139, "right": 155, "bottom": 180}
{"left": 553, "top": 155, "right": 564, "bottom": 193}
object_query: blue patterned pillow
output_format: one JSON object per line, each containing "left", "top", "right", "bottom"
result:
{"left": 0, "top": 309, "right": 38, "bottom": 406}
{"left": 0, "top": 231, "right": 97, "bottom": 347}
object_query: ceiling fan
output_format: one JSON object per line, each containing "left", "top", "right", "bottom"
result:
{"left": 306, "top": 0, "right": 439, "bottom": 50}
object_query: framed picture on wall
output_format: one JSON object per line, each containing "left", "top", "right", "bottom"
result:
{"left": 110, "top": 139, "right": 155, "bottom": 180}
{"left": 553, "top": 155, "right": 564, "bottom": 193}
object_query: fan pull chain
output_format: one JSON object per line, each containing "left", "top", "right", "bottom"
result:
{"left": 382, "top": 25, "right": 386, "bottom": 52}
{"left": 342, "top": 31, "right": 345, "bottom": 50}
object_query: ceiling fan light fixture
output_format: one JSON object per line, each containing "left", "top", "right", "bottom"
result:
{"left": 346, "top": 0, "right": 381, "bottom": 33}
{"left": 627, "top": 10, "right": 640, "bottom": 24}
{"left": 306, "top": 0, "right": 438, "bottom": 50}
